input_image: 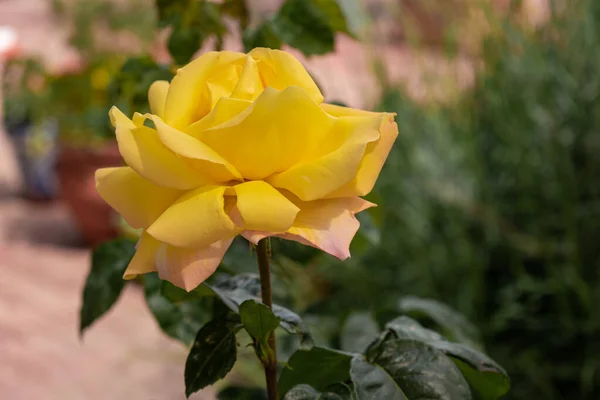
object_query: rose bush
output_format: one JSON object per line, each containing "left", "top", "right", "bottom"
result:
{"left": 95, "top": 48, "right": 398, "bottom": 290}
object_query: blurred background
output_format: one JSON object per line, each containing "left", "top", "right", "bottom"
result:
{"left": 2, "top": 0, "right": 599, "bottom": 399}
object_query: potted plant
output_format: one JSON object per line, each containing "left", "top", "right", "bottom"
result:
{"left": 47, "top": 0, "right": 159, "bottom": 245}
{"left": 3, "top": 58, "right": 60, "bottom": 201}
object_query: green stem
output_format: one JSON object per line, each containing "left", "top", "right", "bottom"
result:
{"left": 256, "top": 238, "right": 278, "bottom": 400}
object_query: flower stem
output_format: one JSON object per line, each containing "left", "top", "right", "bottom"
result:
{"left": 256, "top": 238, "right": 278, "bottom": 400}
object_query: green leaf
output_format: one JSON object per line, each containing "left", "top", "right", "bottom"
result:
{"left": 161, "top": 280, "right": 213, "bottom": 303}
{"left": 272, "top": 0, "right": 335, "bottom": 56}
{"left": 220, "top": 0, "right": 249, "bottom": 29}
{"left": 355, "top": 339, "right": 472, "bottom": 400}
{"left": 381, "top": 317, "right": 510, "bottom": 400}
{"left": 340, "top": 312, "right": 380, "bottom": 353}
{"left": 284, "top": 384, "right": 344, "bottom": 399}
{"left": 168, "top": 24, "right": 203, "bottom": 65}
{"left": 398, "top": 296, "right": 483, "bottom": 349}
{"left": 185, "top": 316, "right": 240, "bottom": 397}
{"left": 385, "top": 316, "right": 444, "bottom": 342}
{"left": 239, "top": 299, "right": 281, "bottom": 342}
{"left": 206, "top": 274, "right": 313, "bottom": 346}
{"left": 80, "top": 238, "right": 136, "bottom": 335}
{"left": 144, "top": 273, "right": 211, "bottom": 345}
{"left": 278, "top": 346, "right": 354, "bottom": 396}
{"left": 350, "top": 356, "right": 408, "bottom": 400}
{"left": 159, "top": 0, "right": 226, "bottom": 59}
{"left": 196, "top": 1, "right": 227, "bottom": 37}
{"left": 109, "top": 56, "right": 173, "bottom": 115}
{"left": 243, "top": 20, "right": 282, "bottom": 53}
{"left": 429, "top": 343, "right": 510, "bottom": 400}
{"left": 312, "top": 0, "right": 356, "bottom": 37}
{"left": 217, "top": 386, "right": 267, "bottom": 399}
{"left": 155, "top": 0, "right": 187, "bottom": 27}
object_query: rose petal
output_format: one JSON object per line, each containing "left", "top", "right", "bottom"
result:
{"left": 206, "top": 63, "right": 241, "bottom": 109}
{"left": 186, "top": 97, "right": 253, "bottom": 137}
{"left": 230, "top": 55, "right": 263, "bottom": 102}
{"left": 164, "top": 51, "right": 246, "bottom": 129}
{"left": 110, "top": 107, "right": 206, "bottom": 189}
{"left": 148, "top": 80, "right": 169, "bottom": 118}
{"left": 321, "top": 104, "right": 399, "bottom": 197}
{"left": 123, "top": 232, "right": 161, "bottom": 279}
{"left": 147, "top": 186, "right": 240, "bottom": 248}
{"left": 150, "top": 114, "right": 242, "bottom": 182}
{"left": 156, "top": 238, "right": 234, "bottom": 291}
{"left": 266, "top": 115, "right": 381, "bottom": 201}
{"left": 250, "top": 48, "right": 324, "bottom": 104}
{"left": 243, "top": 197, "right": 375, "bottom": 260}
{"left": 95, "top": 167, "right": 182, "bottom": 229}
{"left": 199, "top": 87, "right": 334, "bottom": 180}
{"left": 233, "top": 181, "right": 299, "bottom": 232}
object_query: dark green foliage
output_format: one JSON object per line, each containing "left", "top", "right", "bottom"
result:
{"left": 380, "top": 317, "right": 510, "bottom": 400}
{"left": 156, "top": 0, "right": 356, "bottom": 61}
{"left": 184, "top": 315, "right": 241, "bottom": 397}
{"left": 156, "top": 0, "right": 226, "bottom": 64}
{"left": 143, "top": 273, "right": 211, "bottom": 345}
{"left": 79, "top": 238, "right": 136, "bottom": 335}
{"left": 274, "top": 1, "right": 600, "bottom": 398}
{"left": 239, "top": 299, "right": 281, "bottom": 342}
{"left": 206, "top": 274, "right": 313, "bottom": 346}
{"left": 398, "top": 296, "right": 483, "bottom": 350}
{"left": 339, "top": 312, "right": 380, "bottom": 353}
{"left": 281, "top": 311, "right": 508, "bottom": 399}
{"left": 168, "top": 25, "right": 204, "bottom": 65}
{"left": 283, "top": 384, "right": 344, "bottom": 400}
{"left": 353, "top": 341, "right": 471, "bottom": 399}
{"left": 239, "top": 299, "right": 280, "bottom": 364}
{"left": 243, "top": 21, "right": 282, "bottom": 53}
{"left": 279, "top": 347, "right": 354, "bottom": 396}
{"left": 107, "top": 57, "right": 173, "bottom": 116}
{"left": 217, "top": 386, "right": 268, "bottom": 399}
{"left": 220, "top": 0, "right": 249, "bottom": 29}
{"left": 160, "top": 279, "right": 213, "bottom": 302}
{"left": 272, "top": 0, "right": 336, "bottom": 55}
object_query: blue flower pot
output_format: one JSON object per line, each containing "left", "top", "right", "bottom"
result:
{"left": 7, "top": 118, "right": 59, "bottom": 200}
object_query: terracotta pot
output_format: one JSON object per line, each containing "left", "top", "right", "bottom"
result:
{"left": 57, "top": 141, "right": 123, "bottom": 247}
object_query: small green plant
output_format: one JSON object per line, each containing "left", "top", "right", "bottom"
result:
{"left": 46, "top": 0, "right": 158, "bottom": 146}
{"left": 81, "top": 238, "right": 510, "bottom": 399}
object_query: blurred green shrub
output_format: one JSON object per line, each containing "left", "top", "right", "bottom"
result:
{"left": 155, "top": 0, "right": 362, "bottom": 65}
{"left": 274, "top": 0, "right": 600, "bottom": 398}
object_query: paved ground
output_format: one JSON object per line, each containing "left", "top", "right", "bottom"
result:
{"left": 0, "top": 198, "right": 217, "bottom": 400}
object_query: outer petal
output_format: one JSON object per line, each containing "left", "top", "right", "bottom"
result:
{"left": 199, "top": 87, "right": 334, "bottom": 180}
{"left": 321, "top": 104, "right": 399, "bottom": 197}
{"left": 147, "top": 186, "right": 240, "bottom": 248}
{"left": 123, "top": 232, "right": 160, "bottom": 279}
{"left": 266, "top": 116, "right": 381, "bottom": 201}
{"left": 156, "top": 239, "right": 234, "bottom": 291}
{"left": 148, "top": 80, "right": 169, "bottom": 118}
{"left": 164, "top": 51, "right": 246, "bottom": 129}
{"left": 110, "top": 107, "right": 207, "bottom": 189}
{"left": 243, "top": 196, "right": 375, "bottom": 260}
{"left": 250, "top": 48, "right": 324, "bottom": 104}
{"left": 150, "top": 115, "right": 242, "bottom": 182}
{"left": 95, "top": 167, "right": 182, "bottom": 229}
{"left": 233, "top": 181, "right": 299, "bottom": 232}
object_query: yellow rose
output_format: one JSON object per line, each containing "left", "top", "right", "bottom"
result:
{"left": 95, "top": 48, "right": 398, "bottom": 290}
